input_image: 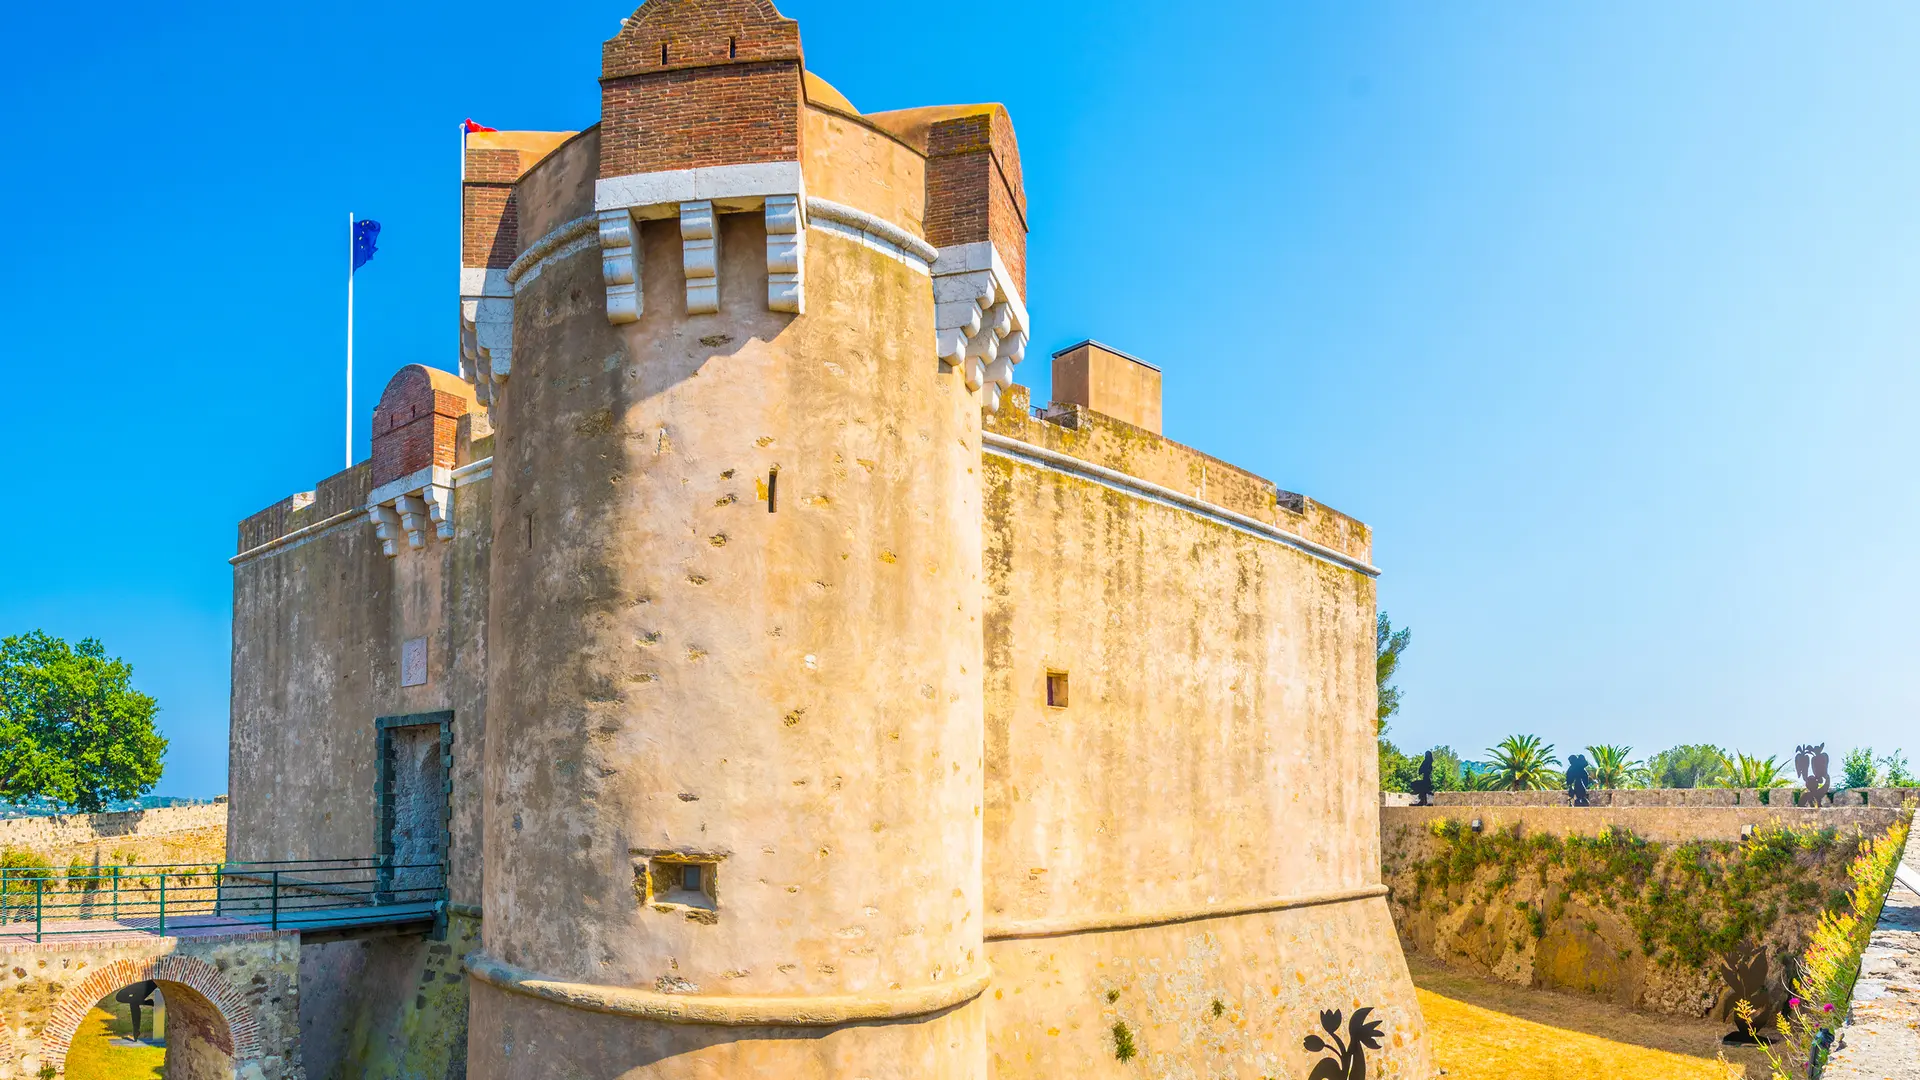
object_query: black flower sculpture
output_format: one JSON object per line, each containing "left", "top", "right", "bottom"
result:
{"left": 1303, "top": 1006, "right": 1383, "bottom": 1080}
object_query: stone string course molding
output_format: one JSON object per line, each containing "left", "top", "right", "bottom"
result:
{"left": 465, "top": 952, "right": 991, "bottom": 1026}
{"left": 985, "top": 884, "right": 1388, "bottom": 941}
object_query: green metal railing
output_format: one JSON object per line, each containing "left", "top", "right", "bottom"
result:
{"left": 0, "top": 857, "right": 445, "bottom": 941}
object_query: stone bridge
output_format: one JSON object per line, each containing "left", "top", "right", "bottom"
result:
{"left": 0, "top": 927, "right": 301, "bottom": 1079}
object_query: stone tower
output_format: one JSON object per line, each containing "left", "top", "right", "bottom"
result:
{"left": 468, "top": 0, "right": 1013, "bottom": 1074}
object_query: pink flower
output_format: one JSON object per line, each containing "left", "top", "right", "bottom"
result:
{"left": 1789, "top": 997, "right": 1802, "bottom": 1008}
{"left": 1823, "top": 1003, "right": 1836, "bottom": 1013}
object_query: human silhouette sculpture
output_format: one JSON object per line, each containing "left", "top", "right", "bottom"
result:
{"left": 114, "top": 980, "right": 157, "bottom": 1043}
{"left": 1566, "top": 754, "right": 1592, "bottom": 807}
{"left": 1410, "top": 751, "right": 1435, "bottom": 807}
{"left": 1796, "top": 744, "right": 1832, "bottom": 803}
{"left": 1719, "top": 944, "right": 1782, "bottom": 1044}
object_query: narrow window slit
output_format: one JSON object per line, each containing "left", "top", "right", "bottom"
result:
{"left": 729, "top": 36, "right": 737, "bottom": 59}
{"left": 1046, "top": 671, "right": 1069, "bottom": 708}
{"left": 768, "top": 469, "right": 779, "bottom": 513}
{"left": 661, "top": 41, "right": 669, "bottom": 64}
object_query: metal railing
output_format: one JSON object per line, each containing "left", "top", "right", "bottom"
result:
{"left": 0, "top": 858, "right": 446, "bottom": 941}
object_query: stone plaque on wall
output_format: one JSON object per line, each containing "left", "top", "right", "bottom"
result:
{"left": 401, "top": 637, "right": 428, "bottom": 687}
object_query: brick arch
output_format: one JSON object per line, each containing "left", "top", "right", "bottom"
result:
{"left": 39, "top": 954, "right": 262, "bottom": 1071}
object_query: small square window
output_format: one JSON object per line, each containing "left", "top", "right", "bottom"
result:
{"left": 635, "top": 852, "right": 721, "bottom": 918}
{"left": 1046, "top": 671, "right": 1069, "bottom": 708}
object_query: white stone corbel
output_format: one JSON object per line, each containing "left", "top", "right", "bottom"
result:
{"left": 598, "top": 208, "right": 643, "bottom": 325}
{"left": 932, "top": 242, "right": 1029, "bottom": 412}
{"left": 394, "top": 494, "right": 430, "bottom": 550}
{"left": 680, "top": 201, "right": 720, "bottom": 314}
{"left": 369, "top": 504, "right": 404, "bottom": 557}
{"left": 591, "top": 163, "right": 806, "bottom": 318}
{"left": 765, "top": 195, "right": 805, "bottom": 313}
{"left": 367, "top": 468, "right": 457, "bottom": 558}
{"left": 459, "top": 269, "right": 513, "bottom": 406}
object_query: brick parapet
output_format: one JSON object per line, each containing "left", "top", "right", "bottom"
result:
{"left": 599, "top": 62, "right": 802, "bottom": 177}
{"left": 601, "top": 0, "right": 801, "bottom": 80}
{"left": 926, "top": 109, "right": 1028, "bottom": 296}
{"left": 371, "top": 367, "right": 473, "bottom": 488}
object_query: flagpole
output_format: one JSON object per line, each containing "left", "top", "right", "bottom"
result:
{"left": 347, "top": 211, "right": 354, "bottom": 470}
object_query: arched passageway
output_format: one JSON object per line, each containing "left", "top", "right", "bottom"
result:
{"left": 42, "top": 955, "right": 261, "bottom": 1079}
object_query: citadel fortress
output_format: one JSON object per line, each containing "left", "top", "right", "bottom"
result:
{"left": 48, "top": 0, "right": 1428, "bottom": 1076}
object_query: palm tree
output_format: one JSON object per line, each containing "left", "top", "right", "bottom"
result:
{"left": 1718, "top": 752, "right": 1791, "bottom": 789}
{"left": 1486, "top": 735, "right": 1562, "bottom": 791}
{"left": 1585, "top": 745, "right": 1648, "bottom": 789}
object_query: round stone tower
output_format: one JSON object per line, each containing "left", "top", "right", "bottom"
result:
{"left": 465, "top": 1, "right": 1016, "bottom": 1075}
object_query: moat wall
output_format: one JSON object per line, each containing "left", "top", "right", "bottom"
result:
{"left": 1381, "top": 804, "right": 1911, "bottom": 1018}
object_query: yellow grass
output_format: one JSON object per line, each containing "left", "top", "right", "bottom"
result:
{"left": 63, "top": 1002, "right": 165, "bottom": 1080}
{"left": 1410, "top": 956, "right": 1765, "bottom": 1080}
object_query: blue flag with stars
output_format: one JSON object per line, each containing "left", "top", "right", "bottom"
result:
{"left": 352, "top": 219, "right": 382, "bottom": 272}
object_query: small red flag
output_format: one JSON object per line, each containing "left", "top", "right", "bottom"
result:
{"left": 464, "top": 119, "right": 497, "bottom": 133}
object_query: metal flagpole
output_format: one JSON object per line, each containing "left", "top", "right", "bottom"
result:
{"left": 347, "top": 211, "right": 354, "bottom": 470}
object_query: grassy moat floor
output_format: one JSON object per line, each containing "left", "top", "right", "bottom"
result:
{"left": 1412, "top": 957, "right": 1769, "bottom": 1079}
{"left": 64, "top": 999, "right": 165, "bottom": 1080}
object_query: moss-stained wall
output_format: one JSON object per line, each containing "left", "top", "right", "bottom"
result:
{"left": 299, "top": 913, "right": 479, "bottom": 1080}
{"left": 978, "top": 391, "right": 1428, "bottom": 1078}
{"left": 1381, "top": 806, "right": 1907, "bottom": 1017}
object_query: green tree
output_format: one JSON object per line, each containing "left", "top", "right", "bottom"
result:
{"left": 1425, "top": 746, "right": 1470, "bottom": 791}
{"left": 1378, "top": 739, "right": 1418, "bottom": 792}
{"left": 1841, "top": 747, "right": 1880, "bottom": 790}
{"left": 1718, "top": 753, "right": 1792, "bottom": 789}
{"left": 1486, "top": 735, "right": 1561, "bottom": 791}
{"left": 1882, "top": 751, "right": 1914, "bottom": 787}
{"left": 1646, "top": 744, "right": 1730, "bottom": 788}
{"left": 1584, "top": 745, "right": 1647, "bottom": 789}
{"left": 1375, "top": 613, "right": 1410, "bottom": 735}
{"left": 0, "top": 631, "right": 167, "bottom": 812}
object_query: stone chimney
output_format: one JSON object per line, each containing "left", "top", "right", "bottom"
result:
{"left": 1050, "top": 340, "right": 1162, "bottom": 434}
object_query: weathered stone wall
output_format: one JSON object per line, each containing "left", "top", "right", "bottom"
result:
{"left": 1380, "top": 805, "right": 1906, "bottom": 1018}
{"left": 0, "top": 805, "right": 227, "bottom": 869}
{"left": 298, "top": 913, "right": 478, "bottom": 1080}
{"left": 976, "top": 387, "right": 1427, "bottom": 1077}
{"left": 0, "top": 929, "right": 301, "bottom": 1079}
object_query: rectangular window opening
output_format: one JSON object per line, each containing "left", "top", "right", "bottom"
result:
{"left": 637, "top": 853, "right": 720, "bottom": 914}
{"left": 767, "top": 469, "right": 779, "bottom": 513}
{"left": 1046, "top": 671, "right": 1069, "bottom": 708}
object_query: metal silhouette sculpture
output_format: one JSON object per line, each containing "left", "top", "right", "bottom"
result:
{"left": 1565, "top": 754, "right": 1593, "bottom": 807}
{"left": 114, "top": 980, "right": 158, "bottom": 1042}
{"left": 1304, "top": 1007, "right": 1383, "bottom": 1080}
{"left": 1410, "top": 751, "right": 1435, "bottom": 807}
{"left": 1796, "top": 744, "right": 1832, "bottom": 803}
{"left": 1719, "top": 944, "right": 1781, "bottom": 1045}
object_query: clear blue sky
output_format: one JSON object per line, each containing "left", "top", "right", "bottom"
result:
{"left": 5, "top": 2, "right": 1916, "bottom": 797}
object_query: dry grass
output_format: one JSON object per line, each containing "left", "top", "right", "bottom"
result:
{"left": 1412, "top": 956, "right": 1766, "bottom": 1080}
{"left": 64, "top": 1000, "right": 165, "bottom": 1080}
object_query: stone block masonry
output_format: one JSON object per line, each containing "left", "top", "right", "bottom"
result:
{"left": 0, "top": 805, "right": 228, "bottom": 870}
{"left": 0, "top": 929, "right": 301, "bottom": 1079}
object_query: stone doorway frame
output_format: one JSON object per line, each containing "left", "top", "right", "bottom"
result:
{"left": 373, "top": 710, "right": 455, "bottom": 907}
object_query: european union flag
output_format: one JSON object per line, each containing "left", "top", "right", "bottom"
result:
{"left": 352, "top": 219, "right": 382, "bottom": 273}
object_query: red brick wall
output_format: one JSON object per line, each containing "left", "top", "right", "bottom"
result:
{"left": 602, "top": 0, "right": 800, "bottom": 79}
{"left": 926, "top": 110, "right": 1029, "bottom": 297}
{"left": 598, "top": 0, "right": 804, "bottom": 178}
{"left": 463, "top": 182, "right": 517, "bottom": 270}
{"left": 599, "top": 62, "right": 802, "bottom": 177}
{"left": 371, "top": 367, "right": 471, "bottom": 488}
